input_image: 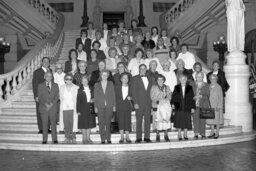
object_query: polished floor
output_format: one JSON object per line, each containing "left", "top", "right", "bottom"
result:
{"left": 0, "top": 139, "right": 256, "bottom": 171}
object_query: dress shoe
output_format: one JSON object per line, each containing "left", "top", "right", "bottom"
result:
{"left": 194, "top": 135, "right": 199, "bottom": 140}
{"left": 119, "top": 139, "right": 124, "bottom": 144}
{"left": 53, "top": 141, "right": 58, "bottom": 144}
{"left": 201, "top": 136, "right": 206, "bottom": 139}
{"left": 178, "top": 137, "right": 182, "bottom": 141}
{"left": 135, "top": 139, "right": 142, "bottom": 143}
{"left": 38, "top": 130, "right": 43, "bottom": 134}
{"left": 62, "top": 139, "right": 70, "bottom": 144}
{"left": 101, "top": 141, "right": 105, "bottom": 144}
{"left": 156, "top": 134, "right": 160, "bottom": 142}
{"left": 184, "top": 137, "right": 189, "bottom": 141}
{"left": 107, "top": 140, "right": 112, "bottom": 144}
{"left": 126, "top": 138, "right": 132, "bottom": 143}
{"left": 144, "top": 138, "right": 152, "bottom": 143}
{"left": 164, "top": 135, "right": 170, "bottom": 142}
{"left": 42, "top": 141, "right": 47, "bottom": 144}
{"left": 48, "top": 129, "right": 51, "bottom": 133}
{"left": 207, "top": 133, "right": 215, "bottom": 138}
{"left": 59, "top": 131, "right": 65, "bottom": 134}
{"left": 214, "top": 135, "right": 219, "bottom": 139}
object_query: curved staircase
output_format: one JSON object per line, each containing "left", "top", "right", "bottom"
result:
{"left": 0, "top": 0, "right": 255, "bottom": 152}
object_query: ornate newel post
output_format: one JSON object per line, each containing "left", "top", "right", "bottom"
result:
{"left": 0, "top": 37, "right": 11, "bottom": 74}
{"left": 80, "top": 0, "right": 89, "bottom": 27}
{"left": 224, "top": 0, "right": 253, "bottom": 132}
{"left": 137, "top": 0, "right": 146, "bottom": 27}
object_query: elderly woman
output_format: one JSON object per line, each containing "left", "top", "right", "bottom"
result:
{"left": 94, "top": 70, "right": 116, "bottom": 144}
{"left": 128, "top": 48, "right": 145, "bottom": 76}
{"left": 105, "top": 47, "right": 121, "bottom": 74}
{"left": 115, "top": 72, "right": 133, "bottom": 143}
{"left": 77, "top": 75, "right": 96, "bottom": 144}
{"left": 64, "top": 49, "right": 78, "bottom": 75}
{"left": 151, "top": 74, "right": 172, "bottom": 142}
{"left": 206, "top": 74, "right": 224, "bottom": 139}
{"left": 89, "top": 60, "right": 114, "bottom": 88}
{"left": 113, "top": 62, "right": 130, "bottom": 86}
{"left": 160, "top": 61, "right": 177, "bottom": 92}
{"left": 207, "top": 60, "right": 229, "bottom": 97}
{"left": 59, "top": 73, "right": 79, "bottom": 144}
{"left": 171, "top": 74, "right": 195, "bottom": 140}
{"left": 191, "top": 72, "right": 210, "bottom": 139}
{"left": 192, "top": 62, "right": 207, "bottom": 82}
{"left": 73, "top": 61, "right": 88, "bottom": 87}
{"left": 144, "top": 49, "right": 163, "bottom": 73}
{"left": 146, "top": 60, "right": 159, "bottom": 85}
{"left": 174, "top": 59, "right": 193, "bottom": 84}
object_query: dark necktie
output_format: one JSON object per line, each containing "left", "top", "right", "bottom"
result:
{"left": 47, "top": 82, "right": 51, "bottom": 94}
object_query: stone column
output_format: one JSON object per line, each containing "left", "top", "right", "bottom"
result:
{"left": 224, "top": 0, "right": 252, "bottom": 132}
{"left": 80, "top": 0, "right": 89, "bottom": 27}
{"left": 224, "top": 51, "right": 252, "bottom": 132}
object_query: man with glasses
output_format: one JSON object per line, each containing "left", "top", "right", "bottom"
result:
{"left": 38, "top": 71, "right": 59, "bottom": 144}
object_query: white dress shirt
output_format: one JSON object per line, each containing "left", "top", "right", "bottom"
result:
{"left": 177, "top": 51, "right": 196, "bottom": 70}
{"left": 122, "top": 86, "right": 129, "bottom": 100}
{"left": 160, "top": 70, "right": 177, "bottom": 92}
{"left": 141, "top": 76, "right": 149, "bottom": 90}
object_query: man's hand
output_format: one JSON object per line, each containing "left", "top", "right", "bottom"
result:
{"left": 134, "top": 104, "right": 139, "bottom": 110}
{"left": 35, "top": 97, "right": 39, "bottom": 103}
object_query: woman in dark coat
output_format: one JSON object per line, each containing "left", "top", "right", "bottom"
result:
{"left": 77, "top": 75, "right": 96, "bottom": 144}
{"left": 115, "top": 72, "right": 133, "bottom": 143}
{"left": 171, "top": 74, "right": 195, "bottom": 141}
{"left": 64, "top": 49, "right": 78, "bottom": 75}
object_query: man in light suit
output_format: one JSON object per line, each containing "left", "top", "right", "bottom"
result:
{"left": 38, "top": 71, "right": 59, "bottom": 144}
{"left": 32, "top": 57, "right": 51, "bottom": 134}
{"left": 131, "top": 64, "right": 153, "bottom": 143}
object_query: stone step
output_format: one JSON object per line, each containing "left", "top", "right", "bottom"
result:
{"left": 20, "top": 95, "right": 35, "bottom": 102}
{"left": 0, "top": 132, "right": 255, "bottom": 151}
{"left": 21, "top": 90, "right": 33, "bottom": 96}
{"left": 0, "top": 115, "right": 36, "bottom": 123}
{"left": 0, "top": 125, "right": 242, "bottom": 139}
{"left": 11, "top": 101, "right": 36, "bottom": 108}
{"left": 1, "top": 108, "right": 36, "bottom": 115}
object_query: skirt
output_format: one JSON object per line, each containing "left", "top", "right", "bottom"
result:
{"left": 174, "top": 111, "right": 192, "bottom": 129}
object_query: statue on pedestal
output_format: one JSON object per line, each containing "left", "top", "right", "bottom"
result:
{"left": 226, "top": 0, "right": 245, "bottom": 52}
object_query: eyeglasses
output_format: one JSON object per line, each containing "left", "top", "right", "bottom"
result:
{"left": 56, "top": 68, "right": 62, "bottom": 69}
{"left": 65, "top": 78, "right": 72, "bottom": 81}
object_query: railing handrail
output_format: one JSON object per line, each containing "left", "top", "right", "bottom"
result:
{"left": 0, "top": 13, "right": 64, "bottom": 79}
{"left": 25, "top": 0, "right": 59, "bottom": 24}
{"left": 164, "top": 0, "right": 197, "bottom": 24}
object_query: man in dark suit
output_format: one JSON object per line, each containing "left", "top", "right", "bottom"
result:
{"left": 75, "top": 29, "right": 91, "bottom": 57}
{"left": 32, "top": 57, "right": 51, "bottom": 134}
{"left": 38, "top": 71, "right": 59, "bottom": 144}
{"left": 131, "top": 64, "right": 153, "bottom": 143}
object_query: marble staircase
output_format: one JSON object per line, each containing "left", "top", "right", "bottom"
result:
{"left": 0, "top": 86, "right": 255, "bottom": 151}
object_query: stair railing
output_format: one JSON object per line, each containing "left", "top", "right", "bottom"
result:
{"left": 0, "top": 13, "right": 65, "bottom": 105}
{"left": 164, "top": 0, "right": 197, "bottom": 25}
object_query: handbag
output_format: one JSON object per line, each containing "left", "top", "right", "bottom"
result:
{"left": 170, "top": 111, "right": 175, "bottom": 123}
{"left": 199, "top": 97, "right": 215, "bottom": 119}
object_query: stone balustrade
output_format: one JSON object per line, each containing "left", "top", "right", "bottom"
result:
{"left": 165, "top": 0, "right": 196, "bottom": 24}
{"left": 0, "top": 14, "right": 64, "bottom": 105}
{"left": 26, "top": 0, "right": 59, "bottom": 24}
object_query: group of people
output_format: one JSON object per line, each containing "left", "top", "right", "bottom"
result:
{"left": 32, "top": 20, "right": 229, "bottom": 145}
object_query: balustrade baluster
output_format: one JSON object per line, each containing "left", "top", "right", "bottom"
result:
{"left": 11, "top": 74, "right": 18, "bottom": 95}
{"left": 0, "top": 79, "right": 4, "bottom": 102}
{"left": 27, "top": 64, "right": 31, "bottom": 80}
{"left": 22, "top": 68, "right": 27, "bottom": 85}
{"left": 5, "top": 78, "right": 11, "bottom": 100}
{"left": 31, "top": 59, "right": 35, "bottom": 74}
{"left": 17, "top": 71, "right": 23, "bottom": 90}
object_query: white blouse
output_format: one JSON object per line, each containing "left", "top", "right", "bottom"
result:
{"left": 122, "top": 86, "right": 129, "bottom": 100}
{"left": 83, "top": 86, "right": 91, "bottom": 103}
{"left": 63, "top": 87, "right": 74, "bottom": 110}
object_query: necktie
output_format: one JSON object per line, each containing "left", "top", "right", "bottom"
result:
{"left": 47, "top": 82, "right": 51, "bottom": 94}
